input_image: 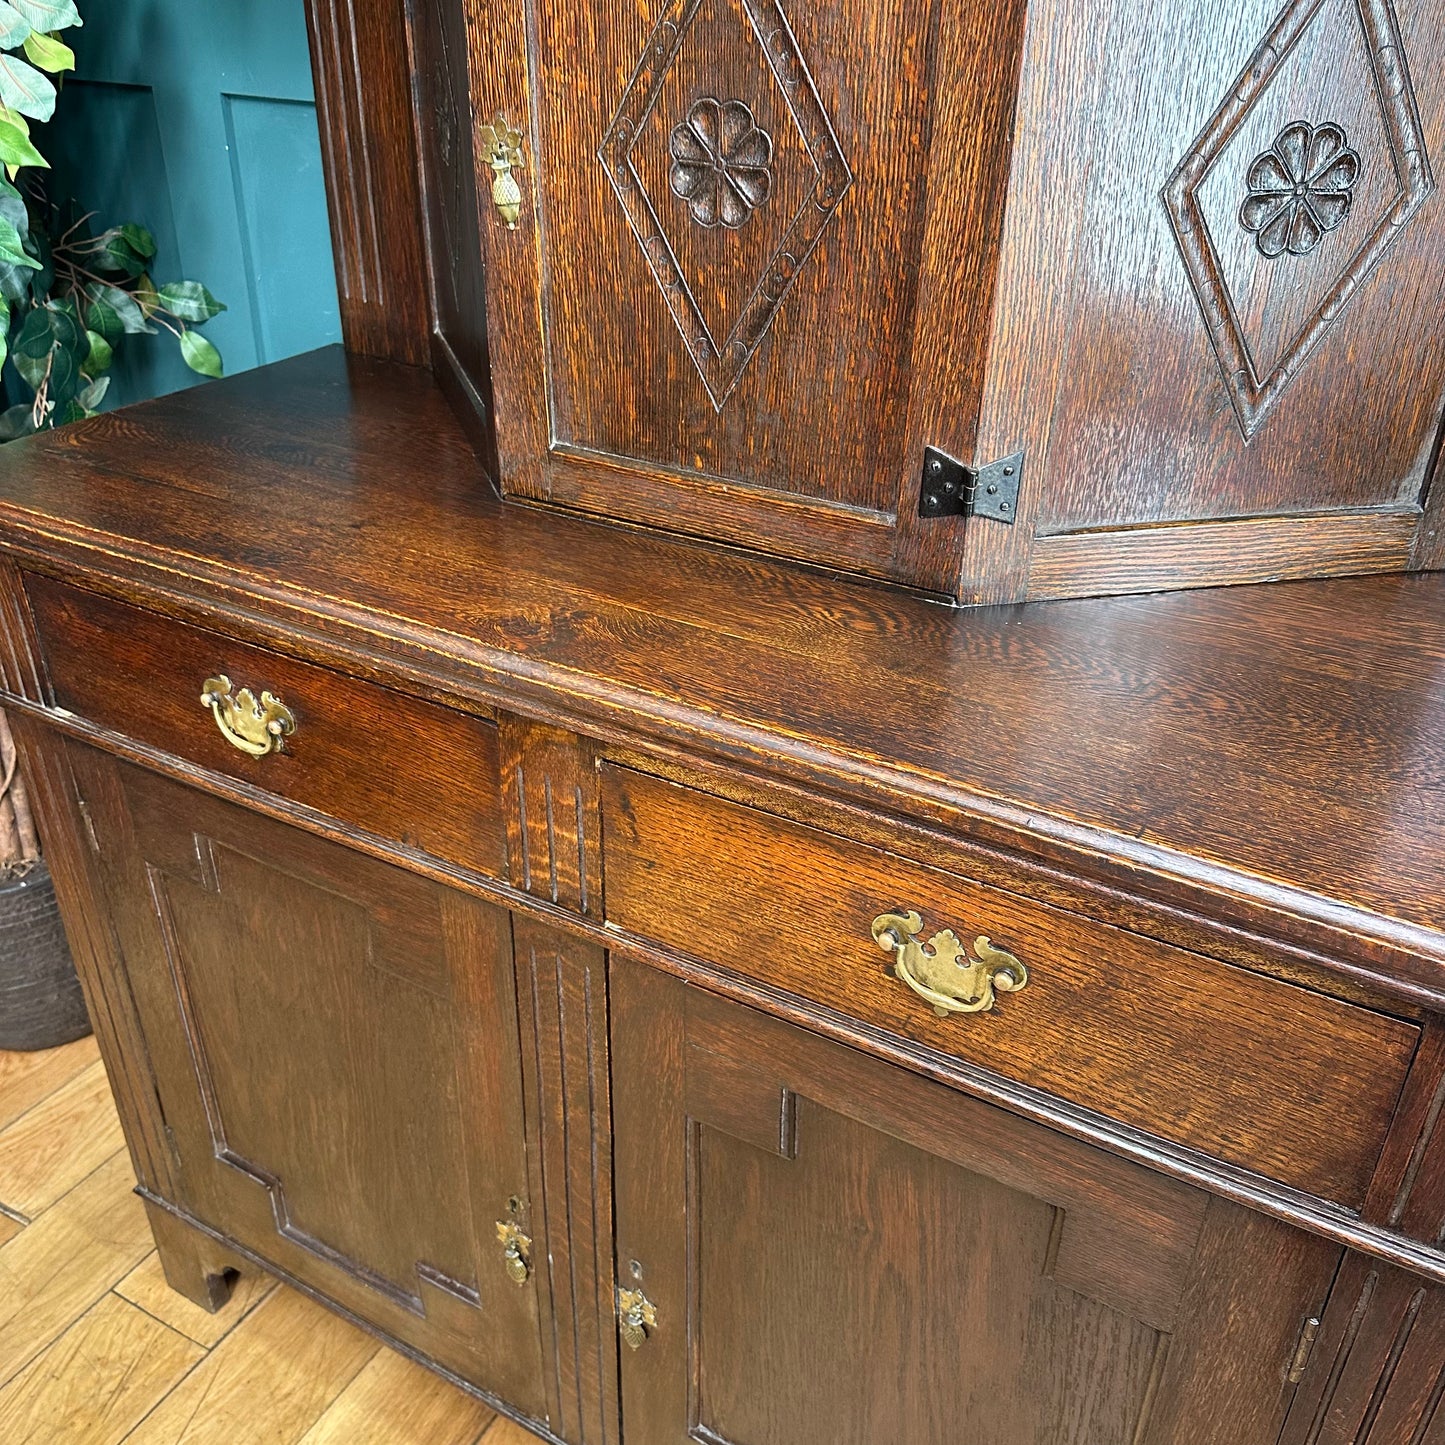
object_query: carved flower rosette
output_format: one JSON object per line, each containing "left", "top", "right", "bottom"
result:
{"left": 1240, "top": 121, "right": 1360, "bottom": 259}
{"left": 669, "top": 97, "right": 774, "bottom": 231}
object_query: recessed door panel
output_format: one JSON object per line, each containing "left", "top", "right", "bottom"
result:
{"left": 71, "top": 745, "right": 547, "bottom": 1420}
{"left": 611, "top": 956, "right": 1342, "bottom": 1445}
{"left": 972, "top": 0, "right": 1445, "bottom": 601}
{"left": 467, "top": 0, "right": 1028, "bottom": 586}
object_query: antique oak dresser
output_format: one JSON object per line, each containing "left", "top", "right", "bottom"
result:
{"left": 2, "top": 0, "right": 1445, "bottom": 1441}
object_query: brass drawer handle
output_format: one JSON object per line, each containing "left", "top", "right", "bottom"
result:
{"left": 617, "top": 1287, "right": 658, "bottom": 1350}
{"left": 201, "top": 675, "right": 296, "bottom": 758}
{"left": 496, "top": 1220, "right": 532, "bottom": 1285}
{"left": 872, "top": 910, "right": 1027, "bottom": 1017}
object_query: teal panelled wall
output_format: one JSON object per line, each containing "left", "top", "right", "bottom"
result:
{"left": 40, "top": 1, "right": 341, "bottom": 407}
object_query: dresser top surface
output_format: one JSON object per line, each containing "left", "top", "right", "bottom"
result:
{"left": 1, "top": 347, "right": 1441, "bottom": 988}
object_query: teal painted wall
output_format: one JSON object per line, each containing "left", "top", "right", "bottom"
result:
{"left": 37, "top": 1, "right": 341, "bottom": 408}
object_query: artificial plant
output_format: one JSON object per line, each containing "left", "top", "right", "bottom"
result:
{"left": 0, "top": 0, "right": 225, "bottom": 880}
{"left": 0, "top": 0, "right": 227, "bottom": 444}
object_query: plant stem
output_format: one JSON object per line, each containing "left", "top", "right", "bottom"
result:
{"left": 55, "top": 210, "right": 97, "bottom": 247}
{"left": 0, "top": 710, "right": 38, "bottom": 871}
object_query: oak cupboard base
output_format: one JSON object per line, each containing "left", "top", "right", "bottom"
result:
{"left": 0, "top": 353, "right": 1443, "bottom": 1444}
{"left": 141, "top": 1197, "right": 248, "bottom": 1316}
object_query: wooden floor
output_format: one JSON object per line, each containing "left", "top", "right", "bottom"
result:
{"left": 0, "top": 1036, "right": 543, "bottom": 1444}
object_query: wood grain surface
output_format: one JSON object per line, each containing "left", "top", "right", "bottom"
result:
{"left": 610, "top": 955, "right": 1344, "bottom": 1445}
{"left": 303, "top": 0, "right": 429, "bottom": 365}
{"left": 602, "top": 764, "right": 1419, "bottom": 1206}
{"left": 26, "top": 574, "right": 508, "bottom": 882}
{"left": 0, "top": 1031, "right": 541, "bottom": 1445}
{"left": 0, "top": 350, "right": 1441, "bottom": 997}
{"left": 461, "top": 0, "right": 1030, "bottom": 590}
{"left": 399, "top": 0, "right": 1445, "bottom": 598}
{"left": 66, "top": 746, "right": 549, "bottom": 1421}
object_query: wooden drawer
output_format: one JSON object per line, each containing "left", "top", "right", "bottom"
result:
{"left": 600, "top": 766, "right": 1418, "bottom": 1210}
{"left": 23, "top": 574, "right": 506, "bottom": 880}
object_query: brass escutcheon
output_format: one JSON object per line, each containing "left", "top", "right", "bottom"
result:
{"left": 872, "top": 910, "right": 1027, "bottom": 1017}
{"left": 480, "top": 115, "right": 525, "bottom": 229}
{"left": 200, "top": 676, "right": 296, "bottom": 759}
{"left": 617, "top": 1286, "right": 657, "bottom": 1350}
{"left": 496, "top": 1220, "right": 532, "bottom": 1286}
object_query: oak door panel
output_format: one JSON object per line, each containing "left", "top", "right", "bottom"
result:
{"left": 976, "top": 0, "right": 1445, "bottom": 600}
{"left": 1279, "top": 1253, "right": 1445, "bottom": 1445}
{"left": 68, "top": 744, "right": 547, "bottom": 1419}
{"left": 464, "top": 0, "right": 1027, "bottom": 588}
{"left": 611, "top": 956, "right": 1342, "bottom": 1445}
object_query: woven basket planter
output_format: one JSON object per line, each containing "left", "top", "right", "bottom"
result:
{"left": 0, "top": 860, "right": 90, "bottom": 1051}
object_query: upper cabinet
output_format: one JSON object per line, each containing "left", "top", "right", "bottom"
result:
{"left": 405, "top": 0, "right": 1445, "bottom": 602}
{"left": 432, "top": 0, "right": 1028, "bottom": 594}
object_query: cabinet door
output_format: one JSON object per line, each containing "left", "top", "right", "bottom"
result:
{"left": 1279, "top": 1254, "right": 1445, "bottom": 1444}
{"left": 611, "top": 956, "right": 1341, "bottom": 1445}
{"left": 972, "top": 0, "right": 1445, "bottom": 604}
{"left": 69, "top": 744, "right": 547, "bottom": 1420}
{"left": 460, "top": 0, "right": 1027, "bottom": 591}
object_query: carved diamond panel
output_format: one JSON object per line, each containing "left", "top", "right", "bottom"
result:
{"left": 1163, "top": 0, "right": 1433, "bottom": 440}
{"left": 600, "top": 0, "right": 853, "bottom": 410}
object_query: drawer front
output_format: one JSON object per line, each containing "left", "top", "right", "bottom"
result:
{"left": 25, "top": 574, "right": 506, "bottom": 880}
{"left": 601, "top": 766, "right": 1418, "bottom": 1209}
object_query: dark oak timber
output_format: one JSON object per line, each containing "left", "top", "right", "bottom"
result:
{"left": 6, "top": 0, "right": 1445, "bottom": 1432}
{"left": 610, "top": 957, "right": 1344, "bottom": 1445}
{"left": 5, "top": 350, "right": 1445, "bottom": 996}
{"left": 601, "top": 765, "right": 1418, "bottom": 1208}
{"left": 440, "top": 0, "right": 1445, "bottom": 601}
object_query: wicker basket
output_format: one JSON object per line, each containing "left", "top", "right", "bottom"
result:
{"left": 0, "top": 860, "right": 91, "bottom": 1051}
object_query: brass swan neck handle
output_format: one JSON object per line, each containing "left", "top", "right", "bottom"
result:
{"left": 201, "top": 676, "right": 296, "bottom": 759}
{"left": 872, "top": 910, "right": 1028, "bottom": 1017}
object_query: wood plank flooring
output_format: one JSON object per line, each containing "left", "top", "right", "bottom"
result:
{"left": 0, "top": 1038, "right": 539, "bottom": 1444}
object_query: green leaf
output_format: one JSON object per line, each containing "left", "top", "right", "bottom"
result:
{"left": 118, "top": 223, "right": 156, "bottom": 260}
{"left": 84, "top": 328, "right": 111, "bottom": 372}
{"left": 82, "top": 289, "right": 119, "bottom": 341}
{"left": 134, "top": 271, "right": 159, "bottom": 315}
{"left": 8, "top": 0, "right": 81, "bottom": 32}
{"left": 24, "top": 219, "right": 50, "bottom": 296}
{"left": 14, "top": 298, "right": 82, "bottom": 369}
{"left": 90, "top": 226, "right": 147, "bottom": 277}
{"left": 0, "top": 326, "right": 7, "bottom": 374}
{"left": 0, "top": 173, "right": 28, "bottom": 230}
{"left": 0, "top": 403, "right": 35, "bottom": 441}
{"left": 158, "top": 280, "right": 225, "bottom": 324}
{"left": 179, "top": 329, "right": 223, "bottom": 378}
{"left": 13, "top": 301, "right": 84, "bottom": 412}
{"left": 0, "top": 5, "right": 31, "bottom": 48}
{"left": 0, "top": 212, "right": 35, "bottom": 269}
{"left": 0, "top": 185, "right": 39, "bottom": 300}
{"left": 21, "top": 31, "right": 72, "bottom": 73}
{"left": 0, "top": 113, "right": 44, "bottom": 169}
{"left": 0, "top": 53, "right": 55, "bottom": 123}
{"left": 91, "top": 282, "right": 152, "bottom": 334}
{"left": 75, "top": 374, "right": 109, "bottom": 412}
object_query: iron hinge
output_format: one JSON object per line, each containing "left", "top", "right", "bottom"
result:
{"left": 1286, "top": 1315, "right": 1322, "bottom": 1385}
{"left": 919, "top": 447, "right": 1022, "bottom": 523}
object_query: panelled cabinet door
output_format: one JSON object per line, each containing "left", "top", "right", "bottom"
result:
{"left": 1279, "top": 1254, "right": 1445, "bottom": 1444}
{"left": 976, "top": 0, "right": 1445, "bottom": 602}
{"left": 610, "top": 956, "right": 1342, "bottom": 1445}
{"left": 68, "top": 744, "right": 548, "bottom": 1423}
{"left": 461, "top": 0, "right": 1029, "bottom": 591}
